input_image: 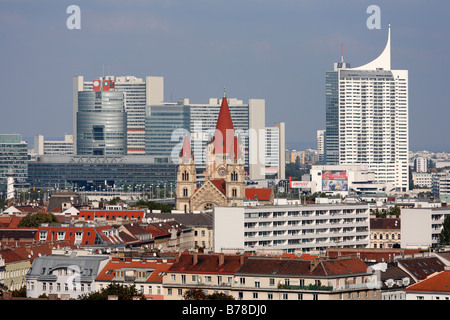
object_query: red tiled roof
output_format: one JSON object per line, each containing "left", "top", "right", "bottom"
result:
{"left": 370, "top": 218, "right": 400, "bottom": 230}
{"left": 210, "top": 179, "right": 226, "bottom": 195}
{"left": 397, "top": 257, "right": 445, "bottom": 280}
{"left": 404, "top": 271, "right": 450, "bottom": 293}
{"left": 96, "top": 259, "right": 173, "bottom": 283}
{"left": 168, "top": 253, "right": 247, "bottom": 274}
{"left": 245, "top": 188, "right": 272, "bottom": 201}
{"left": 326, "top": 248, "right": 421, "bottom": 263}
{"left": 79, "top": 210, "right": 144, "bottom": 222}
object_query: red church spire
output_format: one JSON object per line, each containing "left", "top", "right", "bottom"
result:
{"left": 213, "top": 89, "right": 235, "bottom": 154}
{"left": 180, "top": 136, "right": 193, "bottom": 161}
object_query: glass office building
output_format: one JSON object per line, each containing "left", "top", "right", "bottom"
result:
{"left": 27, "top": 155, "right": 177, "bottom": 190}
{"left": 76, "top": 91, "right": 127, "bottom": 155}
{"left": 145, "top": 104, "right": 191, "bottom": 161}
{"left": 0, "top": 134, "right": 28, "bottom": 190}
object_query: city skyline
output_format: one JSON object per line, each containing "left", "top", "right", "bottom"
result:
{"left": 0, "top": 1, "right": 449, "bottom": 152}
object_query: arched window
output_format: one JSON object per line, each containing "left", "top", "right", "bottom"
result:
{"left": 183, "top": 188, "right": 188, "bottom": 197}
{"left": 232, "top": 188, "right": 237, "bottom": 197}
{"left": 231, "top": 171, "right": 238, "bottom": 181}
{"left": 182, "top": 171, "right": 189, "bottom": 181}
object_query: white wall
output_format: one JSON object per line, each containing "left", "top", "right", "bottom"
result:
{"left": 213, "top": 207, "right": 244, "bottom": 252}
{"left": 401, "top": 208, "right": 432, "bottom": 249}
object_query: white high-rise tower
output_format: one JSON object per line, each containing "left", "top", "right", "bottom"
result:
{"left": 325, "top": 23, "right": 409, "bottom": 192}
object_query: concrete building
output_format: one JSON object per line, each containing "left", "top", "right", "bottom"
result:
{"left": 310, "top": 164, "right": 389, "bottom": 196}
{"left": 317, "top": 129, "right": 325, "bottom": 165}
{"left": 73, "top": 75, "right": 164, "bottom": 155}
{"left": 265, "top": 122, "right": 285, "bottom": 179}
{"left": 432, "top": 171, "right": 450, "bottom": 197}
{"left": 33, "top": 135, "right": 74, "bottom": 156}
{"left": 214, "top": 203, "right": 371, "bottom": 254}
{"left": 401, "top": 207, "right": 450, "bottom": 249}
{"left": 324, "top": 24, "right": 409, "bottom": 192}
{"left": 412, "top": 172, "right": 432, "bottom": 188}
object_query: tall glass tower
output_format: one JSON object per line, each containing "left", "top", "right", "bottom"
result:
{"left": 324, "top": 24, "right": 409, "bottom": 192}
{"left": 76, "top": 91, "right": 127, "bottom": 155}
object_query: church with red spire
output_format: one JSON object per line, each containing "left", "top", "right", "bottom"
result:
{"left": 175, "top": 90, "right": 275, "bottom": 212}
{"left": 175, "top": 92, "right": 247, "bottom": 212}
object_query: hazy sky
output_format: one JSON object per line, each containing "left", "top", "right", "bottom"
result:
{"left": 0, "top": 0, "right": 448, "bottom": 152}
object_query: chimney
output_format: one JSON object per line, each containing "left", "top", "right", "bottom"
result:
{"left": 239, "top": 254, "right": 245, "bottom": 265}
{"left": 193, "top": 253, "right": 198, "bottom": 265}
{"left": 219, "top": 253, "right": 224, "bottom": 266}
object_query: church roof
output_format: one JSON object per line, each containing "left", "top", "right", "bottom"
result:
{"left": 180, "top": 136, "right": 192, "bottom": 160}
{"left": 213, "top": 93, "right": 235, "bottom": 154}
{"left": 210, "top": 179, "right": 226, "bottom": 195}
{"left": 245, "top": 188, "right": 272, "bottom": 201}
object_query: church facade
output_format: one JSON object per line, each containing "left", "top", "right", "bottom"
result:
{"left": 175, "top": 93, "right": 247, "bottom": 212}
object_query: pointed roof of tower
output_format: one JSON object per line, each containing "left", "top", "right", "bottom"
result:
{"left": 213, "top": 90, "right": 235, "bottom": 154}
{"left": 352, "top": 22, "right": 391, "bottom": 70}
{"left": 180, "top": 136, "right": 193, "bottom": 160}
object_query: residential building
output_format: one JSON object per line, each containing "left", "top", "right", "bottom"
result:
{"left": 96, "top": 256, "right": 174, "bottom": 300}
{"left": 369, "top": 261, "right": 413, "bottom": 300}
{"left": 33, "top": 135, "right": 74, "bottom": 155}
{"left": 412, "top": 172, "right": 432, "bottom": 188}
{"left": 432, "top": 171, "right": 450, "bottom": 197}
{"left": 401, "top": 207, "right": 450, "bottom": 249}
{"left": 370, "top": 218, "right": 401, "bottom": 249}
{"left": 324, "top": 24, "right": 409, "bottom": 192}
{"left": 144, "top": 220, "right": 194, "bottom": 252}
{"left": 26, "top": 250, "right": 109, "bottom": 299}
{"left": 78, "top": 208, "right": 145, "bottom": 224}
{"left": 404, "top": 270, "right": 450, "bottom": 300}
{"left": 264, "top": 122, "right": 285, "bottom": 179}
{"left": 415, "top": 157, "right": 428, "bottom": 173}
{"left": 213, "top": 203, "right": 371, "bottom": 254}
{"left": 145, "top": 212, "right": 214, "bottom": 252}
{"left": 73, "top": 75, "right": 164, "bottom": 155}
{"left": 0, "top": 134, "right": 28, "bottom": 191}
{"left": 163, "top": 253, "right": 247, "bottom": 300}
{"left": 233, "top": 256, "right": 380, "bottom": 300}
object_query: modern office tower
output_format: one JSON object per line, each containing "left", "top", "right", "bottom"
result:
{"left": 33, "top": 135, "right": 74, "bottom": 155}
{"left": 264, "top": 122, "right": 286, "bottom": 179}
{"left": 145, "top": 97, "right": 267, "bottom": 180}
{"left": 73, "top": 75, "right": 164, "bottom": 155}
{"left": 0, "top": 134, "right": 28, "bottom": 190}
{"left": 76, "top": 90, "right": 127, "bottom": 155}
{"left": 324, "top": 24, "right": 409, "bottom": 192}
{"left": 144, "top": 103, "right": 191, "bottom": 159}
{"left": 317, "top": 129, "right": 325, "bottom": 164}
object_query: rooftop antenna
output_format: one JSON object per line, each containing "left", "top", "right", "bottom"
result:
{"left": 341, "top": 44, "right": 344, "bottom": 63}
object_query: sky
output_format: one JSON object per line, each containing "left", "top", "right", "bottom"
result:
{"left": 0, "top": 0, "right": 448, "bottom": 152}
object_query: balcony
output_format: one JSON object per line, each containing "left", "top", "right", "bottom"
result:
{"left": 278, "top": 283, "right": 334, "bottom": 291}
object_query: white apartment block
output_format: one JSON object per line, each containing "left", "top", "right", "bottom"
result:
{"left": 73, "top": 75, "right": 164, "bottom": 155}
{"left": 432, "top": 172, "right": 450, "bottom": 197}
{"left": 401, "top": 207, "right": 450, "bottom": 249}
{"left": 214, "top": 204, "right": 371, "bottom": 254}
{"left": 325, "top": 24, "right": 409, "bottom": 192}
{"left": 265, "top": 122, "right": 285, "bottom": 179}
{"left": 412, "top": 172, "right": 432, "bottom": 188}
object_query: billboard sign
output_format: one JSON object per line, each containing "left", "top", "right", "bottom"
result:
{"left": 289, "top": 176, "right": 312, "bottom": 189}
{"left": 321, "top": 170, "right": 348, "bottom": 191}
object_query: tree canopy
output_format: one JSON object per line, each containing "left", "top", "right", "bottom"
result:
{"left": 17, "top": 212, "right": 59, "bottom": 228}
{"left": 79, "top": 283, "right": 145, "bottom": 300}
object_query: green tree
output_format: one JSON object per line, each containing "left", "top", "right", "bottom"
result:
{"left": 183, "top": 288, "right": 207, "bottom": 300}
{"left": 17, "top": 212, "right": 59, "bottom": 228}
{"left": 12, "top": 286, "right": 27, "bottom": 297}
{"left": 439, "top": 216, "right": 450, "bottom": 246}
{"left": 79, "top": 283, "right": 145, "bottom": 300}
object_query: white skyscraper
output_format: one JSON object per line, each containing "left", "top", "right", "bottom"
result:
{"left": 325, "top": 24, "right": 409, "bottom": 192}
